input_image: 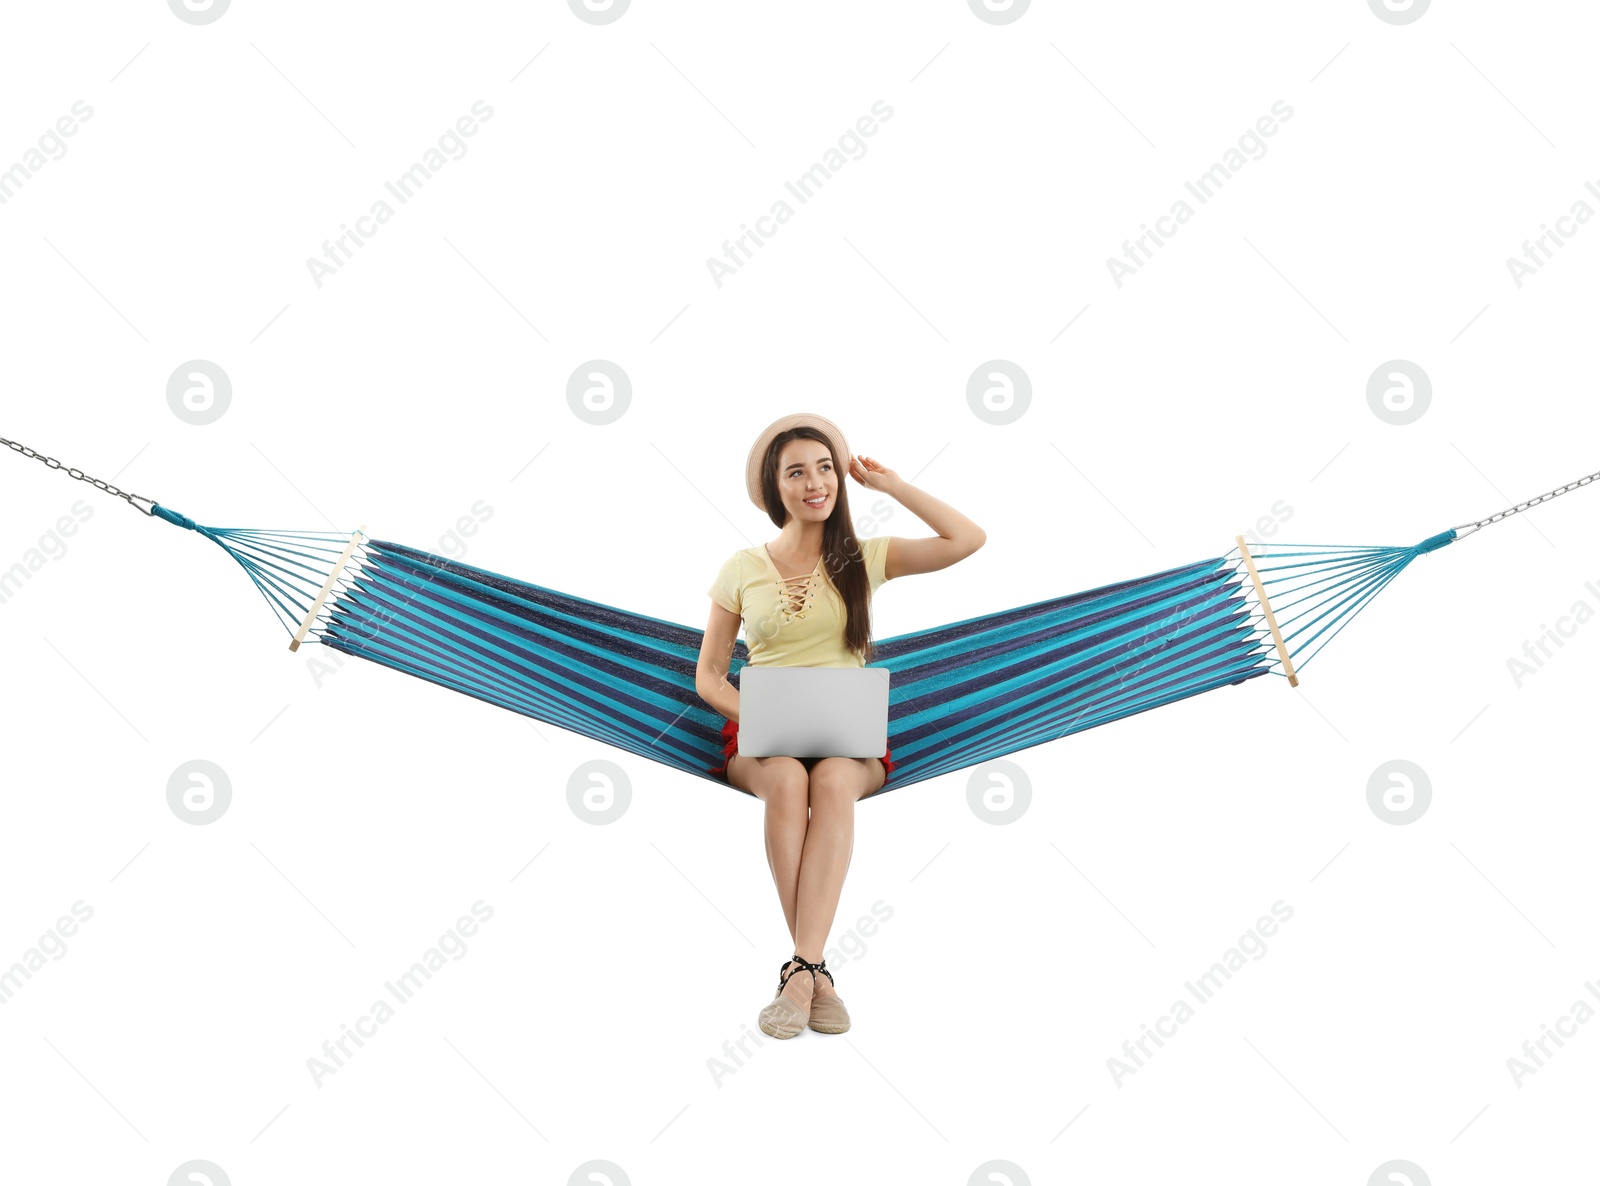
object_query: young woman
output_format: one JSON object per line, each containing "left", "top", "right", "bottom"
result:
{"left": 694, "top": 413, "right": 986, "bottom": 1039}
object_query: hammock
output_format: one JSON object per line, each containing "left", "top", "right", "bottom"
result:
{"left": 4, "top": 436, "right": 1594, "bottom": 798}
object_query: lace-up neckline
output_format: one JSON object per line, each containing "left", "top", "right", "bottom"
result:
{"left": 762, "top": 544, "right": 822, "bottom": 620}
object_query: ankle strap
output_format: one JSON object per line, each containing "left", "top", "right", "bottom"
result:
{"left": 782, "top": 954, "right": 833, "bottom": 989}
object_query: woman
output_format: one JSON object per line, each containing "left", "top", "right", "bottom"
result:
{"left": 694, "top": 413, "right": 986, "bottom": 1039}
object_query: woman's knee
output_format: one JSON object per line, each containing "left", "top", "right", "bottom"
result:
{"left": 750, "top": 758, "right": 809, "bottom": 808}
{"left": 808, "top": 759, "right": 864, "bottom": 808}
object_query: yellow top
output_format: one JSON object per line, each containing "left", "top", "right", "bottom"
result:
{"left": 707, "top": 535, "right": 891, "bottom": 667}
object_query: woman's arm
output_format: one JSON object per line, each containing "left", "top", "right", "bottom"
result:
{"left": 851, "top": 454, "right": 986, "bottom": 579}
{"left": 694, "top": 601, "right": 743, "bottom": 722}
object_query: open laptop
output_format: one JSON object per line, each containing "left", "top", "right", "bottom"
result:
{"left": 737, "top": 666, "right": 891, "bottom": 758}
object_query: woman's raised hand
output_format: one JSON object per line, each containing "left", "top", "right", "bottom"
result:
{"left": 848, "top": 453, "right": 899, "bottom": 492}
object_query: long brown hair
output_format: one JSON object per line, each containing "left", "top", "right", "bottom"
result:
{"left": 756, "top": 426, "right": 877, "bottom": 663}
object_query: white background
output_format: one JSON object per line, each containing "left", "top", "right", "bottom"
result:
{"left": 2, "top": 1, "right": 1597, "bottom": 1182}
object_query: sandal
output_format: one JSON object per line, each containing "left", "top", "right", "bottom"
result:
{"left": 757, "top": 955, "right": 819, "bottom": 1039}
{"left": 805, "top": 958, "right": 850, "bottom": 1034}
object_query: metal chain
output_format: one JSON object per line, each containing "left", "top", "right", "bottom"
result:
{"left": 0, "top": 436, "right": 155, "bottom": 514}
{"left": 1453, "top": 466, "right": 1600, "bottom": 533}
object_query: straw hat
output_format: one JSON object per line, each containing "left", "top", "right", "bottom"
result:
{"left": 745, "top": 413, "right": 851, "bottom": 510}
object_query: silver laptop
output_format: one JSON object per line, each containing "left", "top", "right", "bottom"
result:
{"left": 738, "top": 666, "right": 890, "bottom": 758}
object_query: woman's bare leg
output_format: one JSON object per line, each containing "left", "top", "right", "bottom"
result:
{"left": 726, "top": 753, "right": 811, "bottom": 943}
{"left": 793, "top": 756, "right": 885, "bottom": 1003}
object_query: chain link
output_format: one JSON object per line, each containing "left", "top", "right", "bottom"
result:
{"left": 0, "top": 436, "right": 155, "bottom": 514}
{"left": 1454, "top": 467, "right": 1600, "bottom": 532}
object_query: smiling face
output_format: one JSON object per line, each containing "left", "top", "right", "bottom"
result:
{"left": 774, "top": 438, "right": 839, "bottom": 524}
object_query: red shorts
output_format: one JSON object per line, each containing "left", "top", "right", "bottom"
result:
{"left": 708, "top": 718, "right": 897, "bottom": 783}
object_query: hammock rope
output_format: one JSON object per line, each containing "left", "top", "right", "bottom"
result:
{"left": 4, "top": 434, "right": 1595, "bottom": 797}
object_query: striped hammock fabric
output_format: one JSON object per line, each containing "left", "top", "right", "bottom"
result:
{"left": 323, "top": 541, "right": 1271, "bottom": 793}
{"left": 145, "top": 504, "right": 1463, "bottom": 797}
